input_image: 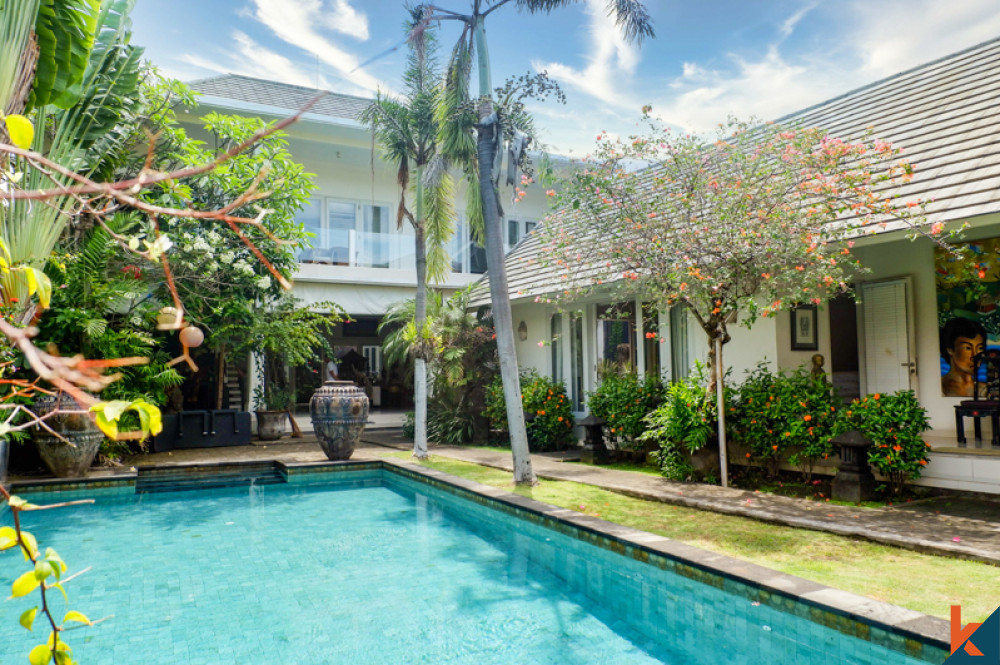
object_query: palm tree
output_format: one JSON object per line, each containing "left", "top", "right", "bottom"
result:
{"left": 425, "top": 0, "right": 654, "bottom": 484}
{"left": 361, "top": 11, "right": 455, "bottom": 459}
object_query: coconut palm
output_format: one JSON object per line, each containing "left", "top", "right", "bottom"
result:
{"left": 423, "top": 0, "right": 654, "bottom": 484}
{"left": 361, "top": 10, "right": 455, "bottom": 458}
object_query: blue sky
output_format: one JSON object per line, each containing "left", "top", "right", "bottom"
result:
{"left": 131, "top": 0, "right": 1000, "bottom": 155}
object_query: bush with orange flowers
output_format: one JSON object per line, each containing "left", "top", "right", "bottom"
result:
{"left": 587, "top": 369, "right": 665, "bottom": 451}
{"left": 731, "top": 364, "right": 840, "bottom": 479}
{"left": 486, "top": 370, "right": 575, "bottom": 451}
{"left": 834, "top": 390, "right": 930, "bottom": 496}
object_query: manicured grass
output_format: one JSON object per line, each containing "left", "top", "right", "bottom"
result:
{"left": 381, "top": 452, "right": 1000, "bottom": 622}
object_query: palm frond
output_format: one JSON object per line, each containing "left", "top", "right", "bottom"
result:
{"left": 513, "top": 0, "right": 653, "bottom": 43}
{"left": 463, "top": 167, "right": 485, "bottom": 244}
{"left": 422, "top": 170, "right": 455, "bottom": 284}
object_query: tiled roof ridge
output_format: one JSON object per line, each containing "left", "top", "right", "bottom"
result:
{"left": 187, "top": 73, "right": 375, "bottom": 105}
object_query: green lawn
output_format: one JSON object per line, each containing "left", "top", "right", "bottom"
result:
{"left": 381, "top": 452, "right": 999, "bottom": 622}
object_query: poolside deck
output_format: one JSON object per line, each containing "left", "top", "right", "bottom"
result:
{"left": 10, "top": 421, "right": 1000, "bottom": 566}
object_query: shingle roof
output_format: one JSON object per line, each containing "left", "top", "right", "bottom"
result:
{"left": 471, "top": 36, "right": 1000, "bottom": 306}
{"left": 188, "top": 74, "right": 372, "bottom": 122}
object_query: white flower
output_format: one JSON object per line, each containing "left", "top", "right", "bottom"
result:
{"left": 256, "top": 275, "right": 272, "bottom": 290}
{"left": 220, "top": 251, "right": 235, "bottom": 265}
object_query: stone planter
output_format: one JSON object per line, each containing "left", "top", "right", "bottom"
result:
{"left": 255, "top": 410, "right": 286, "bottom": 441}
{"left": 310, "top": 380, "right": 369, "bottom": 461}
{"left": 32, "top": 394, "right": 103, "bottom": 478}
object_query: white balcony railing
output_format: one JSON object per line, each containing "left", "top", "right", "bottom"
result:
{"left": 299, "top": 229, "right": 485, "bottom": 274}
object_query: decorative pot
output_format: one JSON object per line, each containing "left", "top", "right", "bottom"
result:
{"left": 32, "top": 394, "right": 103, "bottom": 478}
{"left": 255, "top": 410, "right": 287, "bottom": 441}
{"left": 310, "top": 380, "right": 369, "bottom": 461}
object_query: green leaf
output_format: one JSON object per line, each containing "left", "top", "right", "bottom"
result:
{"left": 4, "top": 114, "right": 35, "bottom": 149}
{"left": 44, "top": 548, "right": 67, "bottom": 580}
{"left": 51, "top": 583, "right": 68, "bottom": 604}
{"left": 132, "top": 401, "right": 163, "bottom": 436}
{"left": 20, "top": 607, "right": 38, "bottom": 631}
{"left": 92, "top": 410, "right": 117, "bottom": 439}
{"left": 34, "top": 561, "right": 55, "bottom": 582}
{"left": 0, "top": 526, "right": 16, "bottom": 550}
{"left": 19, "top": 530, "right": 39, "bottom": 559}
{"left": 11, "top": 571, "right": 40, "bottom": 598}
{"left": 28, "top": 644, "right": 51, "bottom": 665}
{"left": 30, "top": 0, "right": 101, "bottom": 110}
{"left": 62, "top": 611, "right": 91, "bottom": 626}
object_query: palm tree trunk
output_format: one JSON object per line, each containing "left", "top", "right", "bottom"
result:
{"left": 473, "top": 16, "right": 536, "bottom": 485}
{"left": 413, "top": 166, "right": 429, "bottom": 459}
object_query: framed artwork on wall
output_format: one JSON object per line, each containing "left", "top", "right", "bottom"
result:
{"left": 791, "top": 305, "right": 818, "bottom": 351}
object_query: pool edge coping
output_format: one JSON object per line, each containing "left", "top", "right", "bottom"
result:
{"left": 373, "top": 459, "right": 950, "bottom": 660}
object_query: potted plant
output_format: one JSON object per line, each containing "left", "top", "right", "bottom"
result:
{"left": 254, "top": 383, "right": 293, "bottom": 441}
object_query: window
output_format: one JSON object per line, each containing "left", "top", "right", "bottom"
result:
{"left": 325, "top": 200, "right": 355, "bottom": 265}
{"left": 298, "top": 199, "right": 479, "bottom": 274}
{"left": 296, "top": 198, "right": 323, "bottom": 261}
{"left": 570, "top": 312, "right": 584, "bottom": 411}
{"left": 358, "top": 204, "right": 390, "bottom": 268}
{"left": 643, "top": 303, "right": 661, "bottom": 377}
{"left": 450, "top": 219, "right": 465, "bottom": 273}
{"left": 362, "top": 345, "right": 383, "bottom": 376}
{"left": 670, "top": 305, "right": 690, "bottom": 381}
{"left": 508, "top": 219, "right": 520, "bottom": 247}
{"left": 551, "top": 314, "right": 563, "bottom": 384}
{"left": 597, "top": 303, "right": 636, "bottom": 370}
{"left": 505, "top": 219, "right": 537, "bottom": 251}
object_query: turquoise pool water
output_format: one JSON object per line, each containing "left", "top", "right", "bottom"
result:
{"left": 1, "top": 470, "right": 936, "bottom": 664}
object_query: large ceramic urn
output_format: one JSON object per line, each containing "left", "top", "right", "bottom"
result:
{"left": 310, "top": 380, "right": 369, "bottom": 460}
{"left": 31, "top": 393, "right": 104, "bottom": 478}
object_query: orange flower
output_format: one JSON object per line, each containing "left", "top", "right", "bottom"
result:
{"left": 557, "top": 416, "right": 564, "bottom": 422}
{"left": 745, "top": 453, "right": 751, "bottom": 458}
{"left": 772, "top": 444, "right": 779, "bottom": 451}
{"left": 873, "top": 393, "right": 881, "bottom": 400}
{"left": 919, "top": 460, "right": 928, "bottom": 466}
{"left": 803, "top": 414, "right": 812, "bottom": 422}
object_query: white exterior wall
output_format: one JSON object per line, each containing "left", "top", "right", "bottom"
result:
{"left": 180, "top": 110, "right": 553, "bottom": 317}
{"left": 510, "top": 304, "right": 552, "bottom": 373}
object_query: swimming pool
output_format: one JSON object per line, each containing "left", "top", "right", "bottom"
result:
{"left": 1, "top": 462, "right": 947, "bottom": 664}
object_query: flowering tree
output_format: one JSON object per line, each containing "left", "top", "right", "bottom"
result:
{"left": 540, "top": 114, "right": 954, "bottom": 485}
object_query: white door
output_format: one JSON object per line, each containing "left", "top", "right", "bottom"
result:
{"left": 861, "top": 279, "right": 913, "bottom": 394}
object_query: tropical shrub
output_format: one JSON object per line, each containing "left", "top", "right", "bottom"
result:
{"left": 731, "top": 364, "right": 839, "bottom": 479}
{"left": 835, "top": 390, "right": 930, "bottom": 496}
{"left": 486, "top": 370, "right": 575, "bottom": 452}
{"left": 382, "top": 290, "right": 499, "bottom": 444}
{"left": 587, "top": 370, "right": 664, "bottom": 450}
{"left": 427, "top": 403, "right": 476, "bottom": 446}
{"left": 640, "top": 367, "right": 716, "bottom": 480}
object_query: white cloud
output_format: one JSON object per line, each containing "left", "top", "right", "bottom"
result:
{"left": 779, "top": 2, "right": 817, "bottom": 40}
{"left": 179, "top": 32, "right": 334, "bottom": 90}
{"left": 846, "top": 0, "right": 1000, "bottom": 77}
{"left": 532, "top": 0, "right": 641, "bottom": 109}
{"left": 324, "top": 0, "right": 369, "bottom": 40}
{"left": 249, "top": 0, "right": 384, "bottom": 94}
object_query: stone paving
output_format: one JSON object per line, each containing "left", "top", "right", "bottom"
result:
{"left": 77, "top": 426, "right": 1000, "bottom": 566}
